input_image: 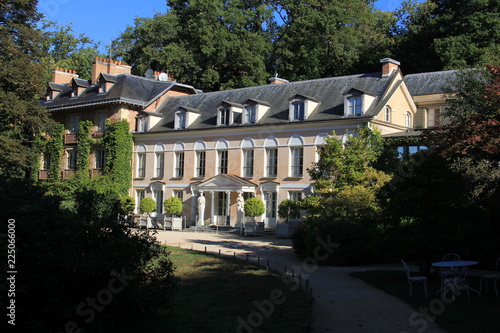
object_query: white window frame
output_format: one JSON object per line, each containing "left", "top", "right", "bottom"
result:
{"left": 137, "top": 153, "right": 146, "bottom": 178}
{"left": 136, "top": 189, "right": 145, "bottom": 213}
{"left": 96, "top": 112, "right": 107, "bottom": 132}
{"left": 348, "top": 96, "right": 362, "bottom": 116}
{"left": 218, "top": 150, "right": 228, "bottom": 174}
{"left": 175, "top": 111, "right": 187, "bottom": 129}
{"left": 196, "top": 151, "right": 206, "bottom": 178}
{"left": 242, "top": 149, "right": 254, "bottom": 177}
{"left": 292, "top": 101, "right": 305, "bottom": 120}
{"left": 137, "top": 117, "right": 149, "bottom": 132}
{"left": 175, "top": 152, "right": 185, "bottom": 178}
{"left": 290, "top": 147, "right": 303, "bottom": 177}
{"left": 245, "top": 105, "right": 257, "bottom": 124}
{"left": 266, "top": 148, "right": 278, "bottom": 177}
{"left": 68, "top": 115, "right": 80, "bottom": 134}
{"left": 219, "top": 108, "right": 230, "bottom": 126}
{"left": 155, "top": 152, "right": 165, "bottom": 177}
{"left": 289, "top": 191, "right": 302, "bottom": 201}
{"left": 384, "top": 106, "right": 391, "bottom": 122}
{"left": 405, "top": 112, "right": 412, "bottom": 127}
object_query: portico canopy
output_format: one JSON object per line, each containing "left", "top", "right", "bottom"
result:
{"left": 192, "top": 174, "right": 257, "bottom": 193}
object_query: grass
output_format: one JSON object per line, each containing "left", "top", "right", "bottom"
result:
{"left": 350, "top": 269, "right": 500, "bottom": 333}
{"left": 121, "top": 246, "right": 311, "bottom": 333}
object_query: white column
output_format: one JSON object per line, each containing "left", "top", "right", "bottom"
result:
{"left": 225, "top": 191, "right": 231, "bottom": 225}
{"left": 210, "top": 191, "right": 215, "bottom": 225}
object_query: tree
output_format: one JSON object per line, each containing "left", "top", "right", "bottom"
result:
{"left": 163, "top": 196, "right": 183, "bottom": 216}
{"left": 140, "top": 197, "right": 156, "bottom": 214}
{"left": 394, "top": 0, "right": 500, "bottom": 73}
{"left": 41, "top": 21, "right": 102, "bottom": 80}
{"left": 270, "top": 0, "right": 396, "bottom": 81}
{"left": 0, "top": 0, "right": 54, "bottom": 179}
{"left": 244, "top": 197, "right": 265, "bottom": 222}
{"left": 292, "top": 127, "right": 390, "bottom": 265}
{"left": 278, "top": 199, "right": 301, "bottom": 223}
{"left": 113, "top": 0, "right": 272, "bottom": 91}
{"left": 119, "top": 196, "right": 136, "bottom": 215}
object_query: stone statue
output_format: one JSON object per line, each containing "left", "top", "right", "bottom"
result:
{"left": 197, "top": 192, "right": 205, "bottom": 225}
{"left": 236, "top": 192, "right": 245, "bottom": 224}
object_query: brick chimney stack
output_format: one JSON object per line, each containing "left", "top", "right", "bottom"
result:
{"left": 92, "top": 57, "right": 132, "bottom": 83}
{"left": 380, "top": 58, "right": 400, "bottom": 77}
{"left": 52, "top": 67, "right": 79, "bottom": 84}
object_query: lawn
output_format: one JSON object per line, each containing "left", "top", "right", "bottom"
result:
{"left": 350, "top": 269, "right": 499, "bottom": 333}
{"left": 120, "top": 246, "right": 311, "bottom": 333}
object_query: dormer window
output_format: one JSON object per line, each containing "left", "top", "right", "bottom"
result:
{"left": 137, "top": 116, "right": 149, "bottom": 132}
{"left": 97, "top": 73, "right": 117, "bottom": 94}
{"left": 292, "top": 101, "right": 305, "bottom": 120}
{"left": 348, "top": 96, "right": 362, "bottom": 116}
{"left": 176, "top": 111, "right": 187, "bottom": 129}
{"left": 288, "top": 95, "right": 318, "bottom": 121}
{"left": 219, "top": 108, "right": 230, "bottom": 126}
{"left": 242, "top": 99, "right": 269, "bottom": 124}
{"left": 245, "top": 105, "right": 256, "bottom": 124}
{"left": 405, "top": 112, "right": 412, "bottom": 127}
{"left": 217, "top": 102, "right": 243, "bottom": 126}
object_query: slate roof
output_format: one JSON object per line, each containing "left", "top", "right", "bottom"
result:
{"left": 41, "top": 74, "right": 198, "bottom": 111}
{"left": 148, "top": 71, "right": 396, "bottom": 133}
{"left": 404, "top": 70, "right": 458, "bottom": 96}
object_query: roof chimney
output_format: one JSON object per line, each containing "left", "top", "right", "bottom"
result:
{"left": 269, "top": 74, "right": 289, "bottom": 84}
{"left": 380, "top": 58, "right": 400, "bottom": 77}
{"left": 92, "top": 57, "right": 131, "bottom": 83}
{"left": 51, "top": 67, "right": 79, "bottom": 84}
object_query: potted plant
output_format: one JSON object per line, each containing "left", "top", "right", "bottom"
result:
{"left": 277, "top": 199, "right": 302, "bottom": 238}
{"left": 118, "top": 195, "right": 135, "bottom": 225}
{"left": 243, "top": 197, "right": 265, "bottom": 236}
{"left": 139, "top": 197, "right": 156, "bottom": 229}
{"left": 163, "top": 196, "right": 183, "bottom": 230}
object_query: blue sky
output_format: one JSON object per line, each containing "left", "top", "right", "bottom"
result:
{"left": 37, "top": 0, "right": 408, "bottom": 54}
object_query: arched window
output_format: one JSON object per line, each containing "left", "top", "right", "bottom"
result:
{"left": 385, "top": 106, "right": 391, "bottom": 122}
{"left": 405, "top": 112, "right": 412, "bottom": 127}
{"left": 173, "top": 142, "right": 185, "bottom": 178}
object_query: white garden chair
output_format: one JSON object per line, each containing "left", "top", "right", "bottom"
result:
{"left": 401, "top": 259, "right": 428, "bottom": 297}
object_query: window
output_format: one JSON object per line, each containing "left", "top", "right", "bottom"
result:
{"left": 68, "top": 115, "right": 80, "bottom": 134}
{"left": 384, "top": 106, "right": 391, "bottom": 122}
{"left": 348, "top": 96, "right": 362, "bottom": 116}
{"left": 196, "top": 151, "right": 206, "bottom": 177}
{"left": 219, "top": 108, "right": 230, "bottom": 126}
{"left": 154, "top": 190, "right": 163, "bottom": 215}
{"left": 405, "top": 112, "right": 412, "bottom": 127}
{"left": 427, "top": 109, "right": 440, "bottom": 127}
{"left": 292, "top": 101, "right": 305, "bottom": 120}
{"left": 243, "top": 149, "right": 254, "bottom": 177}
{"left": 266, "top": 148, "right": 278, "bottom": 177}
{"left": 136, "top": 190, "right": 145, "bottom": 213}
{"left": 289, "top": 191, "right": 302, "bottom": 201}
{"left": 173, "top": 190, "right": 183, "bottom": 200}
{"left": 96, "top": 112, "right": 107, "bottom": 132}
{"left": 175, "top": 152, "right": 184, "bottom": 178}
{"left": 41, "top": 153, "right": 50, "bottom": 170}
{"left": 176, "top": 112, "right": 187, "bottom": 129}
{"left": 218, "top": 150, "right": 228, "bottom": 174}
{"left": 245, "top": 105, "right": 256, "bottom": 124}
{"left": 95, "top": 150, "right": 105, "bottom": 169}
{"left": 217, "top": 192, "right": 228, "bottom": 216}
{"left": 66, "top": 150, "right": 76, "bottom": 170}
{"left": 290, "top": 147, "right": 303, "bottom": 177}
{"left": 137, "top": 117, "right": 149, "bottom": 132}
{"left": 265, "top": 192, "right": 277, "bottom": 219}
{"left": 137, "top": 153, "right": 146, "bottom": 178}
{"left": 155, "top": 152, "right": 164, "bottom": 177}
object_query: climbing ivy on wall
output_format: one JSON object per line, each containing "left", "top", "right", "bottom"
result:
{"left": 102, "top": 119, "right": 133, "bottom": 195}
{"left": 46, "top": 123, "right": 64, "bottom": 182}
{"left": 76, "top": 120, "right": 93, "bottom": 177}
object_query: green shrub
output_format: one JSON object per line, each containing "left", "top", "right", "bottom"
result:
{"left": 163, "top": 196, "right": 183, "bottom": 216}
{"left": 278, "top": 199, "right": 301, "bottom": 223}
{"left": 140, "top": 197, "right": 156, "bottom": 214}
{"left": 119, "top": 196, "right": 135, "bottom": 215}
{"left": 244, "top": 197, "right": 265, "bottom": 220}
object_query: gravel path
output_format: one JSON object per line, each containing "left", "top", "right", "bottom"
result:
{"left": 152, "top": 229, "right": 445, "bottom": 333}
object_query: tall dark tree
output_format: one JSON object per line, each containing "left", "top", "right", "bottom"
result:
{"left": 0, "top": 0, "right": 53, "bottom": 179}
{"left": 394, "top": 0, "right": 500, "bottom": 73}
{"left": 270, "top": 0, "right": 396, "bottom": 81}
{"left": 113, "top": 0, "right": 272, "bottom": 91}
